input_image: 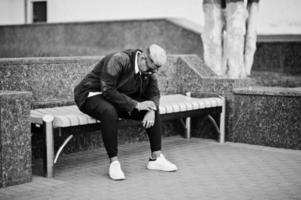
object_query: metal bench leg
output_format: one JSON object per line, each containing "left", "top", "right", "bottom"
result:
{"left": 201, "top": 98, "right": 226, "bottom": 143}
{"left": 179, "top": 118, "right": 191, "bottom": 139}
{"left": 185, "top": 117, "right": 191, "bottom": 139}
{"left": 206, "top": 115, "right": 222, "bottom": 142}
{"left": 219, "top": 96, "right": 226, "bottom": 143}
{"left": 43, "top": 115, "right": 54, "bottom": 178}
{"left": 185, "top": 92, "right": 192, "bottom": 139}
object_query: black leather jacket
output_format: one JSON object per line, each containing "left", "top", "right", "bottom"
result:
{"left": 74, "top": 49, "right": 160, "bottom": 112}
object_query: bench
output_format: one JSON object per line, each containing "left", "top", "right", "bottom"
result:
{"left": 31, "top": 93, "right": 225, "bottom": 177}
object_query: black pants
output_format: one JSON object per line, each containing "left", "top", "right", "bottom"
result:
{"left": 80, "top": 94, "right": 162, "bottom": 158}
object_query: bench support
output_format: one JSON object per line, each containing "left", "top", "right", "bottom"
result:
{"left": 42, "top": 118, "right": 75, "bottom": 177}
{"left": 54, "top": 134, "right": 74, "bottom": 164}
{"left": 185, "top": 117, "right": 191, "bottom": 139}
{"left": 43, "top": 115, "right": 54, "bottom": 178}
{"left": 179, "top": 118, "right": 191, "bottom": 139}
{"left": 185, "top": 92, "right": 192, "bottom": 139}
{"left": 179, "top": 93, "right": 225, "bottom": 143}
{"left": 219, "top": 96, "right": 225, "bottom": 143}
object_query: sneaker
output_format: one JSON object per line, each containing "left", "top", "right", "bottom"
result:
{"left": 109, "top": 160, "right": 126, "bottom": 180}
{"left": 147, "top": 154, "right": 177, "bottom": 172}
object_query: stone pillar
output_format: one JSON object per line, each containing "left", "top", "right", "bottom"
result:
{"left": 0, "top": 91, "right": 32, "bottom": 188}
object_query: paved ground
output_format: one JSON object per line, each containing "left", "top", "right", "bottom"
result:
{"left": 1, "top": 136, "right": 301, "bottom": 200}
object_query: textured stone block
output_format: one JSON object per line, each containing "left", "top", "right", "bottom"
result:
{"left": 0, "top": 57, "right": 101, "bottom": 106}
{"left": 232, "top": 86, "right": 301, "bottom": 149}
{"left": 0, "top": 91, "right": 32, "bottom": 187}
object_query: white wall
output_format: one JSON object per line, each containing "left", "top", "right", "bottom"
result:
{"left": 47, "top": 0, "right": 203, "bottom": 25}
{"left": 0, "top": 0, "right": 24, "bottom": 25}
{"left": 0, "top": 0, "right": 203, "bottom": 26}
{"left": 258, "top": 0, "right": 301, "bottom": 34}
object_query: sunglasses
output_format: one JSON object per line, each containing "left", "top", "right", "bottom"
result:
{"left": 146, "top": 56, "right": 160, "bottom": 74}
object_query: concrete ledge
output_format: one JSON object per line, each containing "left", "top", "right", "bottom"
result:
{"left": 234, "top": 86, "right": 301, "bottom": 96}
{"left": 0, "top": 56, "right": 103, "bottom": 65}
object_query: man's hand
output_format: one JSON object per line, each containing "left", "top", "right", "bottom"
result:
{"left": 136, "top": 101, "right": 156, "bottom": 111}
{"left": 142, "top": 110, "right": 155, "bottom": 128}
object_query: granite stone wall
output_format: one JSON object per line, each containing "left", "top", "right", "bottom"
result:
{"left": 232, "top": 87, "right": 301, "bottom": 149}
{"left": 0, "top": 56, "right": 102, "bottom": 107}
{"left": 0, "top": 91, "right": 32, "bottom": 188}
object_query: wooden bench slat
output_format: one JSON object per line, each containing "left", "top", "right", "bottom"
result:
{"left": 31, "top": 94, "right": 224, "bottom": 128}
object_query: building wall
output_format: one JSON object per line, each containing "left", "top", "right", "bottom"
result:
{"left": 0, "top": 0, "right": 24, "bottom": 25}
{"left": 0, "top": 0, "right": 203, "bottom": 25}
{"left": 47, "top": 0, "right": 203, "bottom": 24}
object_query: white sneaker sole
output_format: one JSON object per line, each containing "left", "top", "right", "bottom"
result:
{"left": 147, "top": 165, "right": 177, "bottom": 172}
{"left": 109, "top": 176, "right": 126, "bottom": 181}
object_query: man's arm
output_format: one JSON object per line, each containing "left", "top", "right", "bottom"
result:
{"left": 145, "top": 74, "right": 160, "bottom": 109}
{"left": 101, "top": 53, "right": 138, "bottom": 113}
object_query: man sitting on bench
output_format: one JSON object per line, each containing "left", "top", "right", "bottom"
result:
{"left": 74, "top": 44, "right": 177, "bottom": 180}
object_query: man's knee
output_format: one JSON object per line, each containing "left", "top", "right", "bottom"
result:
{"left": 100, "top": 105, "right": 118, "bottom": 120}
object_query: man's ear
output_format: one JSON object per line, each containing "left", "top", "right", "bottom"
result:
{"left": 140, "top": 53, "right": 146, "bottom": 60}
{"left": 138, "top": 54, "right": 146, "bottom": 66}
